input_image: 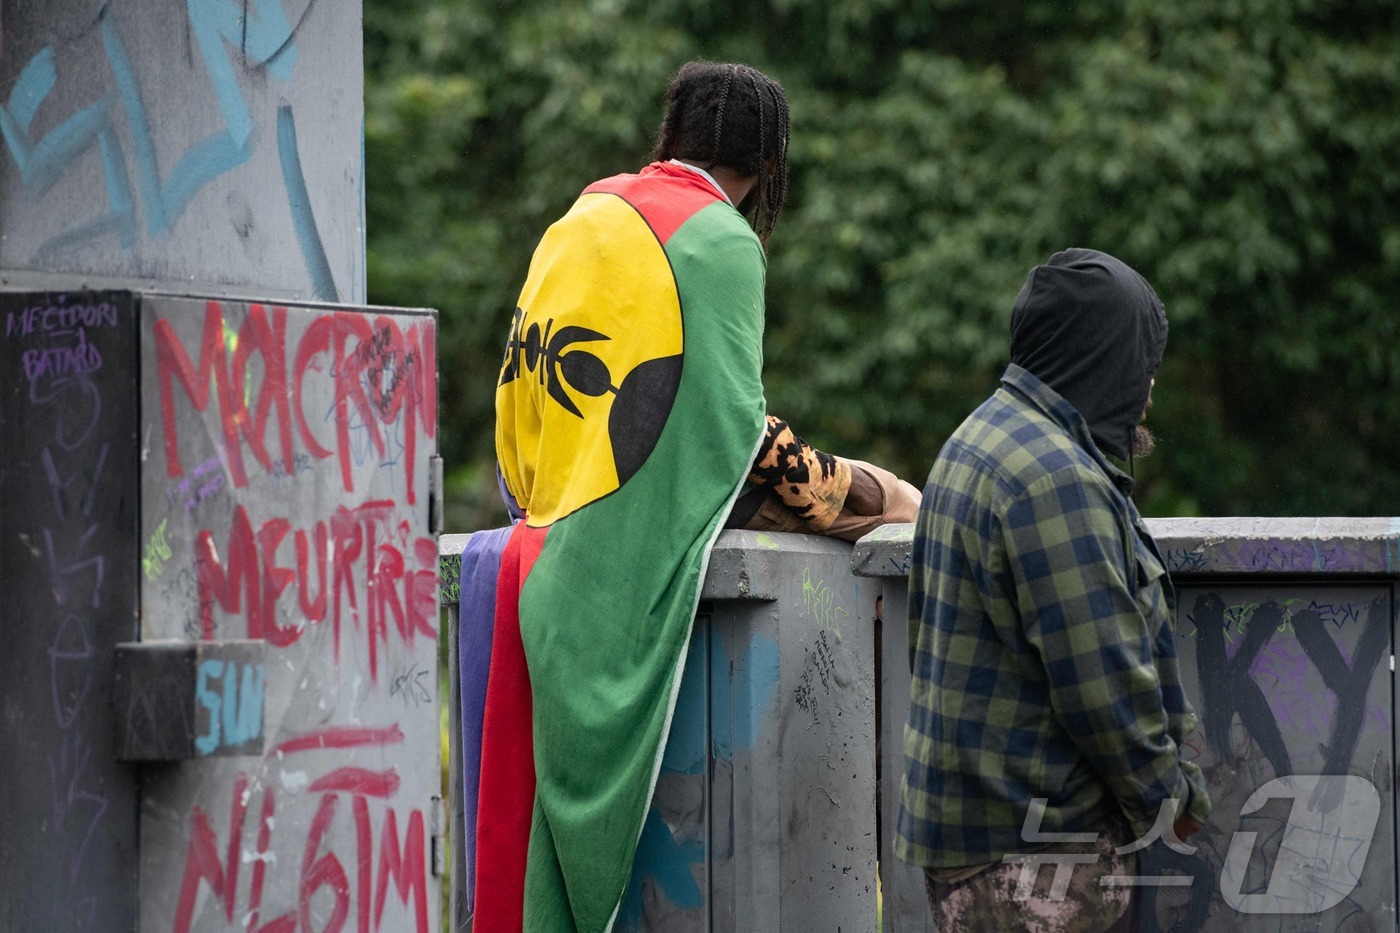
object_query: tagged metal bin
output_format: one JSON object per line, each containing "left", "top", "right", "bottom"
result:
{"left": 443, "top": 529, "right": 880, "bottom": 932}
{"left": 853, "top": 518, "right": 1399, "bottom": 933}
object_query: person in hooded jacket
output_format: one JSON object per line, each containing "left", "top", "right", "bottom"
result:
{"left": 897, "top": 248, "right": 1211, "bottom": 931}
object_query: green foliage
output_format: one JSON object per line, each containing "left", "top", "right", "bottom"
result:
{"left": 366, "top": 0, "right": 1400, "bottom": 521}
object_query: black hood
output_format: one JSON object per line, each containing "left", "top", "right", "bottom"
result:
{"left": 1009, "top": 248, "right": 1167, "bottom": 461}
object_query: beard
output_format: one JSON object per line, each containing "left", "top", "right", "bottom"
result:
{"left": 1131, "top": 424, "right": 1156, "bottom": 459}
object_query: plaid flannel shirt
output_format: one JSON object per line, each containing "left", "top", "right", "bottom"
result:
{"left": 897, "top": 364, "right": 1210, "bottom": 868}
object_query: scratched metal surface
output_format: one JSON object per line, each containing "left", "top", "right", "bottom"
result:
{"left": 137, "top": 295, "right": 441, "bottom": 932}
{"left": 857, "top": 524, "right": 1400, "bottom": 933}
{"left": 1162, "top": 584, "right": 1395, "bottom": 932}
{"left": 869, "top": 583, "right": 937, "bottom": 933}
{"left": 0, "top": 291, "right": 141, "bottom": 931}
{"left": 613, "top": 532, "right": 882, "bottom": 931}
{"left": 0, "top": 0, "right": 365, "bottom": 304}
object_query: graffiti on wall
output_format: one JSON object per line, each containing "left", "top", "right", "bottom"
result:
{"left": 0, "top": 291, "right": 138, "bottom": 930}
{"left": 140, "top": 296, "right": 439, "bottom": 933}
{"left": 173, "top": 727, "right": 432, "bottom": 933}
{"left": 20, "top": 299, "right": 116, "bottom": 913}
{"left": 0, "top": 0, "right": 358, "bottom": 301}
{"left": 1138, "top": 588, "right": 1394, "bottom": 932}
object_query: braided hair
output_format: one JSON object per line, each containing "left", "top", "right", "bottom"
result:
{"left": 653, "top": 61, "right": 791, "bottom": 244}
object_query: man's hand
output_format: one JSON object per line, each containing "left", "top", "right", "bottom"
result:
{"left": 1171, "top": 813, "right": 1202, "bottom": 843}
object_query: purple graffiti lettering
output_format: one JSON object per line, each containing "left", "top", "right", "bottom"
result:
{"left": 27, "top": 369, "right": 102, "bottom": 451}
{"left": 42, "top": 444, "right": 108, "bottom": 521}
{"left": 46, "top": 733, "right": 109, "bottom": 883}
{"left": 49, "top": 613, "right": 96, "bottom": 730}
{"left": 22, "top": 329, "right": 104, "bottom": 383}
{"left": 5, "top": 299, "right": 119, "bottom": 337}
{"left": 42, "top": 524, "right": 106, "bottom": 609}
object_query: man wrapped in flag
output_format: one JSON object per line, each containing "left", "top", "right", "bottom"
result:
{"left": 469, "top": 60, "right": 919, "bottom": 932}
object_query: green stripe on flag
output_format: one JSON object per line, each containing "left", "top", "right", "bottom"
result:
{"left": 517, "top": 201, "right": 767, "bottom": 931}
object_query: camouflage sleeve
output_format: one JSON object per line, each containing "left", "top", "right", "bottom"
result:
{"left": 748, "top": 415, "right": 852, "bottom": 531}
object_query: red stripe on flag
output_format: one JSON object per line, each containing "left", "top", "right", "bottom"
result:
{"left": 472, "top": 521, "right": 548, "bottom": 931}
{"left": 584, "top": 162, "right": 722, "bottom": 245}
{"left": 308, "top": 767, "right": 401, "bottom": 798}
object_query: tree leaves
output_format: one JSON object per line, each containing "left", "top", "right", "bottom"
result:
{"left": 366, "top": 0, "right": 1400, "bottom": 522}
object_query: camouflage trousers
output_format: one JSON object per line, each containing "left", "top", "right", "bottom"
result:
{"left": 924, "top": 820, "right": 1138, "bottom": 933}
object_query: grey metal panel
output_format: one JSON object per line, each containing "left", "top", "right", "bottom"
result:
{"left": 0, "top": 290, "right": 141, "bottom": 932}
{"left": 856, "top": 522, "right": 1400, "bottom": 932}
{"left": 874, "top": 583, "right": 937, "bottom": 933}
{"left": 1155, "top": 584, "right": 1396, "bottom": 932}
{"left": 0, "top": 0, "right": 365, "bottom": 303}
{"left": 1148, "top": 517, "right": 1400, "bottom": 575}
{"left": 708, "top": 531, "right": 878, "bottom": 933}
{"left": 619, "top": 615, "right": 712, "bottom": 932}
{"left": 137, "top": 295, "right": 440, "bottom": 932}
{"left": 849, "top": 521, "right": 935, "bottom": 931}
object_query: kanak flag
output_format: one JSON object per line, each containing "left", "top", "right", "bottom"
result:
{"left": 470, "top": 162, "right": 767, "bottom": 931}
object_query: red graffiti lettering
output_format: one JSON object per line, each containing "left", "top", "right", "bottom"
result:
{"left": 156, "top": 302, "right": 436, "bottom": 504}
{"left": 354, "top": 797, "right": 374, "bottom": 933}
{"left": 194, "top": 502, "right": 434, "bottom": 680}
{"left": 233, "top": 304, "right": 295, "bottom": 476}
{"left": 301, "top": 794, "right": 351, "bottom": 933}
{"left": 174, "top": 805, "right": 226, "bottom": 932}
{"left": 258, "top": 517, "right": 300, "bottom": 647}
{"left": 175, "top": 774, "right": 297, "bottom": 933}
{"left": 309, "top": 768, "right": 401, "bottom": 799}
{"left": 156, "top": 302, "right": 244, "bottom": 485}
{"left": 295, "top": 523, "right": 329, "bottom": 622}
{"left": 248, "top": 789, "right": 278, "bottom": 931}
{"left": 374, "top": 808, "right": 429, "bottom": 933}
{"left": 272, "top": 725, "right": 405, "bottom": 756}
{"left": 293, "top": 315, "right": 336, "bottom": 462}
{"left": 195, "top": 506, "right": 258, "bottom": 641}
{"left": 175, "top": 765, "right": 429, "bottom": 933}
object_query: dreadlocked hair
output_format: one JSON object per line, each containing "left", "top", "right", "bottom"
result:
{"left": 653, "top": 60, "right": 791, "bottom": 244}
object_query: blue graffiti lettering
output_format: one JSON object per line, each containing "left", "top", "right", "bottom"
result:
{"left": 0, "top": 2, "right": 301, "bottom": 255}
{"left": 195, "top": 658, "right": 265, "bottom": 755}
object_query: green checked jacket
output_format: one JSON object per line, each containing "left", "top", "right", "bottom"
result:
{"left": 897, "top": 364, "right": 1210, "bottom": 868}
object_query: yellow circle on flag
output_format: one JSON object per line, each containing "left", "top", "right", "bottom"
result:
{"left": 496, "top": 193, "right": 685, "bottom": 526}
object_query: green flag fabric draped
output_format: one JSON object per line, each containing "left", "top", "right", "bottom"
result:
{"left": 475, "top": 162, "right": 768, "bottom": 931}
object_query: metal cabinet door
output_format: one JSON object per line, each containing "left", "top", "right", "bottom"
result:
{"left": 137, "top": 295, "right": 441, "bottom": 933}
{"left": 1155, "top": 583, "right": 1395, "bottom": 932}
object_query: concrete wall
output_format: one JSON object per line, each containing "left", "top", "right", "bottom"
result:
{"left": 0, "top": 5, "right": 438, "bottom": 931}
{"left": 0, "top": 0, "right": 364, "bottom": 303}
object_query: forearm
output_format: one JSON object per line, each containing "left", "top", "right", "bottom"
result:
{"left": 748, "top": 415, "right": 851, "bottom": 530}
